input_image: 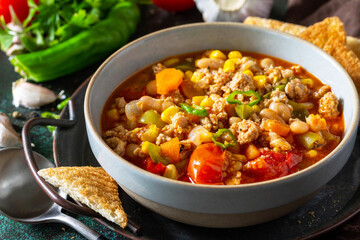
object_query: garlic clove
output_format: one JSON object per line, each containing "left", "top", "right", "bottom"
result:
{"left": 195, "top": 0, "right": 274, "bottom": 22}
{"left": 0, "top": 113, "right": 22, "bottom": 148}
{"left": 12, "top": 79, "right": 58, "bottom": 109}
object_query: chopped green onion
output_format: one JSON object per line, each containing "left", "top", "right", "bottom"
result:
{"left": 212, "top": 129, "right": 237, "bottom": 149}
{"left": 263, "top": 92, "right": 271, "bottom": 99}
{"left": 274, "top": 84, "right": 286, "bottom": 91}
{"left": 226, "top": 90, "right": 261, "bottom": 106}
{"left": 56, "top": 97, "right": 70, "bottom": 111}
{"left": 175, "top": 61, "right": 195, "bottom": 71}
{"left": 179, "top": 103, "right": 207, "bottom": 117}
{"left": 41, "top": 111, "right": 59, "bottom": 119}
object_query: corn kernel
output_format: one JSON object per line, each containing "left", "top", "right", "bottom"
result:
{"left": 191, "top": 71, "right": 204, "bottom": 83}
{"left": 185, "top": 70, "right": 193, "bottom": 80}
{"left": 273, "top": 147, "right": 282, "bottom": 153}
{"left": 163, "top": 58, "right": 180, "bottom": 67}
{"left": 253, "top": 75, "right": 267, "bottom": 89}
{"left": 232, "top": 154, "right": 247, "bottom": 163}
{"left": 107, "top": 109, "right": 120, "bottom": 121}
{"left": 228, "top": 51, "right": 242, "bottom": 59}
{"left": 301, "top": 78, "right": 314, "bottom": 88}
{"left": 161, "top": 106, "right": 180, "bottom": 123}
{"left": 209, "top": 50, "right": 227, "bottom": 60}
{"left": 141, "top": 141, "right": 151, "bottom": 155}
{"left": 223, "top": 59, "right": 235, "bottom": 72}
{"left": 192, "top": 96, "right": 205, "bottom": 105}
{"left": 305, "top": 150, "right": 318, "bottom": 158}
{"left": 200, "top": 96, "right": 215, "bottom": 107}
{"left": 252, "top": 105, "right": 261, "bottom": 113}
{"left": 140, "top": 125, "right": 160, "bottom": 142}
{"left": 163, "top": 164, "right": 179, "bottom": 179}
{"left": 242, "top": 69, "right": 253, "bottom": 77}
{"left": 230, "top": 58, "right": 242, "bottom": 64}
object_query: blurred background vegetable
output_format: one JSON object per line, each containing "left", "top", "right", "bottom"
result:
{"left": 0, "top": 0, "right": 140, "bottom": 81}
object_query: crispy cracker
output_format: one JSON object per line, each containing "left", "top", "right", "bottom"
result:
{"left": 38, "top": 166, "right": 128, "bottom": 228}
{"left": 347, "top": 36, "right": 360, "bottom": 59}
{"left": 244, "top": 16, "right": 360, "bottom": 94}
{"left": 244, "top": 16, "right": 307, "bottom": 35}
{"left": 298, "top": 17, "right": 347, "bottom": 53}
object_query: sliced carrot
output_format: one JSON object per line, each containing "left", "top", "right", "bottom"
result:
{"left": 160, "top": 137, "right": 180, "bottom": 163}
{"left": 263, "top": 119, "right": 290, "bottom": 136}
{"left": 156, "top": 68, "right": 184, "bottom": 95}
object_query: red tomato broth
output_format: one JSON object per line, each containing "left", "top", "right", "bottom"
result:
{"left": 101, "top": 50, "right": 344, "bottom": 185}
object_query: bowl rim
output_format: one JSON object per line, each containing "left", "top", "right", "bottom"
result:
{"left": 84, "top": 22, "right": 360, "bottom": 189}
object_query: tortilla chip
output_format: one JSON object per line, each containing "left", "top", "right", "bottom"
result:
{"left": 244, "top": 16, "right": 307, "bottom": 35}
{"left": 298, "top": 17, "right": 347, "bottom": 53}
{"left": 347, "top": 36, "right": 360, "bottom": 59}
{"left": 331, "top": 43, "right": 360, "bottom": 94}
{"left": 244, "top": 16, "right": 360, "bottom": 95}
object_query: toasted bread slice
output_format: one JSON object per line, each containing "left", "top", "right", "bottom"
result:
{"left": 38, "top": 166, "right": 127, "bottom": 228}
{"left": 244, "top": 16, "right": 360, "bottom": 94}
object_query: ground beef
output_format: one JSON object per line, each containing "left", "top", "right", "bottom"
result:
{"left": 319, "top": 92, "right": 340, "bottom": 119}
{"left": 160, "top": 89, "right": 185, "bottom": 105}
{"left": 114, "top": 97, "right": 127, "bottom": 114}
{"left": 263, "top": 88, "right": 289, "bottom": 107}
{"left": 313, "top": 85, "right": 331, "bottom": 99}
{"left": 285, "top": 78, "right": 309, "bottom": 100}
{"left": 105, "top": 137, "right": 126, "bottom": 156}
{"left": 161, "top": 112, "right": 191, "bottom": 140}
{"left": 230, "top": 119, "right": 260, "bottom": 145}
{"left": 225, "top": 72, "right": 255, "bottom": 92}
{"left": 152, "top": 63, "right": 166, "bottom": 74}
{"left": 102, "top": 125, "right": 129, "bottom": 142}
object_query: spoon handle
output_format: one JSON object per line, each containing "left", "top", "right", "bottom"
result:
{"left": 54, "top": 212, "right": 109, "bottom": 240}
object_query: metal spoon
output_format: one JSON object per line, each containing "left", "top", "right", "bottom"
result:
{"left": 0, "top": 147, "right": 108, "bottom": 240}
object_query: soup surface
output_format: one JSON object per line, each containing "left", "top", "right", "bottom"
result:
{"left": 101, "top": 50, "right": 344, "bottom": 185}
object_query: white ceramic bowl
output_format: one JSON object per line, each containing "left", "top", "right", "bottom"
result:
{"left": 84, "top": 23, "right": 359, "bottom": 228}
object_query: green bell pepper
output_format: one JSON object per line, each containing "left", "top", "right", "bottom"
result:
{"left": 179, "top": 103, "right": 208, "bottom": 117}
{"left": 211, "top": 128, "right": 237, "bottom": 149}
{"left": 226, "top": 90, "right": 261, "bottom": 106}
{"left": 10, "top": 1, "right": 140, "bottom": 82}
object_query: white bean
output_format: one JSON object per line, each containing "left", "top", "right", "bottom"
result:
{"left": 269, "top": 102, "right": 292, "bottom": 122}
{"left": 259, "top": 109, "right": 285, "bottom": 123}
{"left": 229, "top": 117, "right": 242, "bottom": 125}
{"left": 290, "top": 120, "right": 309, "bottom": 134}
{"left": 196, "top": 58, "right": 224, "bottom": 69}
{"left": 260, "top": 58, "right": 275, "bottom": 70}
{"left": 145, "top": 80, "right": 157, "bottom": 96}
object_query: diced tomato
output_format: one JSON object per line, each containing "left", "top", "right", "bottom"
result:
{"left": 187, "top": 143, "right": 228, "bottom": 184}
{"left": 143, "top": 157, "right": 157, "bottom": 171}
{"left": 286, "top": 150, "right": 303, "bottom": 169}
{"left": 152, "top": 0, "right": 195, "bottom": 12}
{"left": 149, "top": 162, "right": 166, "bottom": 175}
{"left": 243, "top": 151, "right": 289, "bottom": 181}
{"left": 0, "top": 0, "right": 38, "bottom": 24}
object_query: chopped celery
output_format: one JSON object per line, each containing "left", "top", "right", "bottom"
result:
{"left": 138, "top": 110, "right": 166, "bottom": 128}
{"left": 148, "top": 143, "right": 169, "bottom": 165}
{"left": 235, "top": 104, "right": 253, "bottom": 119}
{"left": 296, "top": 132, "right": 324, "bottom": 149}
